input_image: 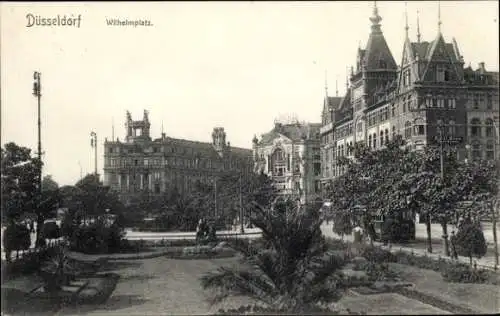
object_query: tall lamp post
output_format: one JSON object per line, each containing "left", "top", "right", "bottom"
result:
{"left": 32, "top": 71, "right": 44, "bottom": 247}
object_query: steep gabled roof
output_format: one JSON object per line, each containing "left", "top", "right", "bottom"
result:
{"left": 363, "top": 5, "right": 397, "bottom": 71}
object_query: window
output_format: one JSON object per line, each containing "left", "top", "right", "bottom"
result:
{"left": 473, "top": 93, "right": 480, "bottom": 109}
{"left": 414, "top": 119, "right": 425, "bottom": 136}
{"left": 486, "top": 141, "right": 495, "bottom": 160}
{"left": 109, "top": 147, "right": 113, "bottom": 153}
{"left": 425, "top": 97, "right": 432, "bottom": 108}
{"left": 444, "top": 70, "right": 450, "bottom": 81}
{"left": 134, "top": 159, "right": 138, "bottom": 166}
{"left": 314, "top": 163, "right": 321, "bottom": 176}
{"left": 385, "top": 128, "right": 389, "bottom": 143}
{"left": 154, "top": 184, "right": 160, "bottom": 194}
{"left": 485, "top": 119, "right": 494, "bottom": 137}
{"left": 368, "top": 135, "right": 372, "bottom": 148}
{"left": 448, "top": 120, "right": 456, "bottom": 136}
{"left": 470, "top": 118, "right": 481, "bottom": 137}
{"left": 380, "top": 130, "right": 384, "bottom": 146}
{"left": 404, "top": 121, "right": 412, "bottom": 138}
{"left": 391, "top": 103, "right": 395, "bottom": 117}
{"left": 357, "top": 122, "right": 363, "bottom": 133}
{"left": 472, "top": 142, "right": 482, "bottom": 160}
{"left": 486, "top": 94, "right": 493, "bottom": 110}
{"left": 448, "top": 98, "right": 456, "bottom": 109}
{"left": 144, "top": 158, "right": 149, "bottom": 166}
{"left": 392, "top": 126, "right": 396, "bottom": 139}
{"left": 436, "top": 65, "right": 445, "bottom": 82}
{"left": 407, "top": 96, "right": 413, "bottom": 110}
{"left": 373, "top": 133, "right": 377, "bottom": 148}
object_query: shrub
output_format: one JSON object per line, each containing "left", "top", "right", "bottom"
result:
{"left": 70, "top": 221, "right": 124, "bottom": 254}
{"left": 42, "top": 221, "right": 61, "bottom": 240}
{"left": 453, "top": 223, "right": 487, "bottom": 265}
{"left": 441, "top": 264, "right": 489, "bottom": 283}
{"left": 360, "top": 245, "right": 396, "bottom": 264}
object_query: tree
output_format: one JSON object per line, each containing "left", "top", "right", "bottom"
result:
{"left": 200, "top": 198, "right": 346, "bottom": 313}
{"left": 41, "top": 175, "right": 59, "bottom": 192}
{"left": 1, "top": 142, "right": 40, "bottom": 222}
{"left": 453, "top": 222, "right": 488, "bottom": 265}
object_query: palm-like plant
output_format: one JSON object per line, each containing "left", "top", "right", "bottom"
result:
{"left": 40, "top": 247, "right": 77, "bottom": 292}
{"left": 200, "top": 198, "right": 347, "bottom": 314}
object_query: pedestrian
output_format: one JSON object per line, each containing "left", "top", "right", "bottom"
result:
{"left": 450, "top": 230, "right": 458, "bottom": 260}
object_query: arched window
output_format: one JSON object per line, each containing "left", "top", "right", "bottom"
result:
{"left": 373, "top": 133, "right": 377, "bottom": 148}
{"left": 404, "top": 121, "right": 412, "bottom": 138}
{"left": 385, "top": 128, "right": 389, "bottom": 143}
{"left": 470, "top": 118, "right": 482, "bottom": 137}
{"left": 448, "top": 120, "right": 456, "bottom": 136}
{"left": 414, "top": 118, "right": 425, "bottom": 136}
{"left": 485, "top": 118, "right": 494, "bottom": 137}
{"left": 392, "top": 126, "right": 396, "bottom": 139}
{"left": 380, "top": 130, "right": 384, "bottom": 146}
{"left": 368, "top": 134, "right": 372, "bottom": 148}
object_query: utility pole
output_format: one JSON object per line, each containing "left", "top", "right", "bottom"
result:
{"left": 239, "top": 173, "right": 244, "bottom": 234}
{"left": 33, "top": 71, "right": 44, "bottom": 247}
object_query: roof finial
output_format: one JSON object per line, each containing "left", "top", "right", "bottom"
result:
{"left": 335, "top": 77, "right": 338, "bottom": 97}
{"left": 405, "top": 2, "right": 409, "bottom": 37}
{"left": 438, "top": 1, "right": 442, "bottom": 33}
{"left": 324, "top": 69, "right": 328, "bottom": 97}
{"left": 112, "top": 117, "right": 115, "bottom": 141}
{"left": 417, "top": 9, "right": 421, "bottom": 42}
{"left": 370, "top": 1, "right": 382, "bottom": 31}
{"left": 161, "top": 121, "right": 164, "bottom": 134}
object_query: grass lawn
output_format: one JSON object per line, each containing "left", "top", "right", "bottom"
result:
{"left": 389, "top": 263, "right": 500, "bottom": 314}
{"left": 337, "top": 292, "right": 451, "bottom": 315}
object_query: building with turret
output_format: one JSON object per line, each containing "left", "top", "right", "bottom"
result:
{"left": 252, "top": 120, "right": 322, "bottom": 205}
{"left": 103, "top": 110, "right": 253, "bottom": 204}
{"left": 320, "top": 3, "right": 499, "bottom": 186}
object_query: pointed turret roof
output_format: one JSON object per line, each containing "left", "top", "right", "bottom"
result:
{"left": 363, "top": 3, "right": 398, "bottom": 71}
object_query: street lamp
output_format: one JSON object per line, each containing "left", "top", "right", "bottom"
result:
{"left": 32, "top": 71, "right": 44, "bottom": 247}
{"left": 90, "top": 131, "right": 98, "bottom": 182}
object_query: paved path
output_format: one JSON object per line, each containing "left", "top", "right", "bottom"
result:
{"left": 55, "top": 257, "right": 255, "bottom": 315}
{"left": 320, "top": 223, "right": 499, "bottom": 270}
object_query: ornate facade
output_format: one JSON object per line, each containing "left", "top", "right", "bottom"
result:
{"left": 320, "top": 4, "right": 499, "bottom": 185}
{"left": 252, "top": 121, "right": 322, "bottom": 205}
{"left": 103, "top": 110, "right": 253, "bottom": 204}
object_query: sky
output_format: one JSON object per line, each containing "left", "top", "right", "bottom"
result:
{"left": 1, "top": 1, "right": 499, "bottom": 186}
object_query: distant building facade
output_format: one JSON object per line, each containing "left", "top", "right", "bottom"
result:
{"left": 320, "top": 4, "right": 499, "bottom": 187}
{"left": 103, "top": 110, "right": 253, "bottom": 204}
{"left": 252, "top": 121, "right": 322, "bottom": 205}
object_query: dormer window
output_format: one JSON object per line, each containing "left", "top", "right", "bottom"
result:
{"left": 436, "top": 65, "right": 445, "bottom": 82}
{"left": 379, "top": 60, "right": 386, "bottom": 69}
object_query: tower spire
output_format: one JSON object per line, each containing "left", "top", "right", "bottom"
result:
{"left": 161, "top": 121, "right": 164, "bottom": 134}
{"left": 417, "top": 9, "right": 421, "bottom": 42}
{"left": 438, "top": 1, "right": 442, "bottom": 33}
{"left": 405, "top": 2, "right": 409, "bottom": 37}
{"left": 335, "top": 78, "right": 338, "bottom": 97}
{"left": 345, "top": 66, "right": 349, "bottom": 91}
{"left": 324, "top": 69, "right": 328, "bottom": 97}
{"left": 112, "top": 117, "right": 115, "bottom": 141}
